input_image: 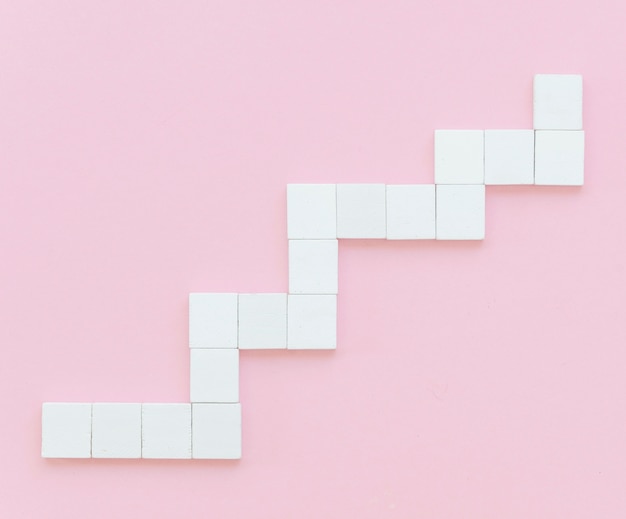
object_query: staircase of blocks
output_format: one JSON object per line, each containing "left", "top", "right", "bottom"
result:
{"left": 41, "top": 74, "right": 585, "bottom": 460}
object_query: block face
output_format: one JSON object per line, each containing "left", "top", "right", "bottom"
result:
{"left": 92, "top": 403, "right": 142, "bottom": 459}
{"left": 534, "top": 130, "right": 585, "bottom": 186}
{"left": 142, "top": 404, "right": 192, "bottom": 459}
{"left": 238, "top": 293, "right": 287, "bottom": 349}
{"left": 190, "top": 349, "right": 239, "bottom": 403}
{"left": 288, "top": 240, "right": 338, "bottom": 295}
{"left": 534, "top": 74, "right": 583, "bottom": 130}
{"left": 287, "top": 184, "right": 337, "bottom": 239}
{"left": 41, "top": 403, "right": 92, "bottom": 458}
{"left": 386, "top": 184, "right": 436, "bottom": 240}
{"left": 336, "top": 184, "right": 386, "bottom": 239}
{"left": 192, "top": 403, "right": 242, "bottom": 459}
{"left": 189, "top": 293, "right": 238, "bottom": 349}
{"left": 434, "top": 130, "right": 484, "bottom": 184}
{"left": 484, "top": 130, "right": 535, "bottom": 185}
{"left": 436, "top": 185, "right": 486, "bottom": 240}
{"left": 287, "top": 294, "right": 337, "bottom": 350}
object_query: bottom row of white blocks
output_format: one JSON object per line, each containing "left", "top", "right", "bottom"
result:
{"left": 41, "top": 402, "right": 241, "bottom": 459}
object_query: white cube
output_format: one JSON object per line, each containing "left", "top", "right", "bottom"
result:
{"left": 534, "top": 130, "right": 585, "bottom": 186}
{"left": 41, "top": 403, "right": 92, "bottom": 458}
{"left": 336, "top": 184, "right": 386, "bottom": 238}
{"left": 189, "top": 293, "right": 238, "bottom": 349}
{"left": 288, "top": 240, "right": 338, "bottom": 294}
{"left": 484, "top": 130, "right": 535, "bottom": 185}
{"left": 434, "top": 130, "right": 484, "bottom": 184}
{"left": 238, "top": 293, "right": 287, "bottom": 349}
{"left": 436, "top": 185, "right": 485, "bottom": 240}
{"left": 386, "top": 184, "right": 436, "bottom": 240}
{"left": 534, "top": 74, "right": 583, "bottom": 130}
{"left": 192, "top": 403, "right": 242, "bottom": 459}
{"left": 92, "top": 403, "right": 142, "bottom": 459}
{"left": 287, "top": 184, "right": 337, "bottom": 239}
{"left": 190, "top": 349, "right": 239, "bottom": 403}
{"left": 288, "top": 294, "right": 337, "bottom": 350}
{"left": 142, "top": 403, "right": 192, "bottom": 459}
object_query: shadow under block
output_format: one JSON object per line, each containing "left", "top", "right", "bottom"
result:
{"left": 336, "top": 184, "right": 386, "bottom": 238}
{"left": 192, "top": 403, "right": 242, "bottom": 459}
{"left": 534, "top": 130, "right": 585, "bottom": 186}
{"left": 386, "top": 184, "right": 436, "bottom": 240}
{"left": 436, "top": 185, "right": 486, "bottom": 240}
{"left": 533, "top": 74, "right": 583, "bottom": 130}
{"left": 92, "top": 403, "right": 142, "bottom": 459}
{"left": 41, "top": 403, "right": 92, "bottom": 458}
{"left": 190, "top": 348, "right": 239, "bottom": 403}
{"left": 142, "top": 403, "right": 192, "bottom": 459}
{"left": 434, "top": 130, "right": 484, "bottom": 184}
{"left": 287, "top": 294, "right": 337, "bottom": 350}
{"left": 189, "top": 293, "right": 238, "bottom": 349}
{"left": 238, "top": 293, "right": 287, "bottom": 349}
{"left": 287, "top": 184, "right": 337, "bottom": 239}
{"left": 288, "top": 239, "right": 338, "bottom": 295}
{"left": 484, "top": 130, "right": 535, "bottom": 185}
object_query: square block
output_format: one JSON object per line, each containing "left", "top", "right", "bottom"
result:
{"left": 288, "top": 240, "right": 338, "bottom": 294}
{"left": 41, "top": 403, "right": 91, "bottom": 458}
{"left": 189, "top": 293, "right": 238, "bottom": 349}
{"left": 484, "top": 130, "right": 535, "bottom": 185}
{"left": 287, "top": 294, "right": 337, "bottom": 350}
{"left": 535, "top": 130, "right": 584, "bottom": 186}
{"left": 190, "top": 349, "right": 239, "bottom": 403}
{"left": 192, "top": 403, "right": 242, "bottom": 459}
{"left": 436, "top": 185, "right": 485, "bottom": 240}
{"left": 238, "top": 293, "right": 287, "bottom": 349}
{"left": 287, "top": 184, "right": 337, "bottom": 239}
{"left": 142, "top": 403, "right": 192, "bottom": 459}
{"left": 336, "top": 184, "right": 386, "bottom": 238}
{"left": 534, "top": 74, "right": 583, "bottom": 130}
{"left": 386, "top": 184, "right": 436, "bottom": 240}
{"left": 92, "top": 403, "right": 142, "bottom": 459}
{"left": 434, "top": 130, "right": 484, "bottom": 184}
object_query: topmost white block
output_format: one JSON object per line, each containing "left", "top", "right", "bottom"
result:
{"left": 287, "top": 184, "right": 337, "bottom": 239}
{"left": 533, "top": 74, "right": 583, "bottom": 130}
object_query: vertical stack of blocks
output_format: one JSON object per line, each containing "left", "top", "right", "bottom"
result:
{"left": 41, "top": 74, "right": 584, "bottom": 460}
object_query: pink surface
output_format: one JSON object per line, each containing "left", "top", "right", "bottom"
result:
{"left": 0, "top": 1, "right": 624, "bottom": 517}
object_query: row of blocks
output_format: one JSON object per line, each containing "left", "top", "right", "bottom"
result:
{"left": 190, "top": 293, "right": 337, "bottom": 350}
{"left": 41, "top": 402, "right": 241, "bottom": 459}
{"left": 289, "top": 184, "right": 486, "bottom": 241}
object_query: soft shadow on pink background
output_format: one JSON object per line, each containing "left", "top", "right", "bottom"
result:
{"left": 1, "top": 1, "right": 625, "bottom": 517}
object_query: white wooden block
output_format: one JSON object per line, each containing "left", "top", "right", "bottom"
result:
{"left": 190, "top": 349, "right": 239, "bottom": 403}
{"left": 534, "top": 130, "right": 585, "bottom": 186}
{"left": 192, "top": 403, "right": 242, "bottom": 459}
{"left": 92, "top": 403, "right": 142, "bottom": 459}
{"left": 436, "top": 185, "right": 485, "bottom": 240}
{"left": 336, "top": 184, "right": 386, "bottom": 238}
{"left": 41, "top": 403, "right": 92, "bottom": 458}
{"left": 238, "top": 293, "right": 287, "bottom": 349}
{"left": 142, "top": 403, "right": 192, "bottom": 459}
{"left": 288, "top": 240, "right": 338, "bottom": 294}
{"left": 484, "top": 130, "right": 535, "bottom": 185}
{"left": 287, "top": 184, "right": 337, "bottom": 239}
{"left": 534, "top": 74, "right": 583, "bottom": 130}
{"left": 287, "top": 294, "right": 337, "bottom": 350}
{"left": 434, "top": 130, "right": 484, "bottom": 184}
{"left": 386, "top": 184, "right": 436, "bottom": 240}
{"left": 189, "top": 293, "right": 238, "bottom": 349}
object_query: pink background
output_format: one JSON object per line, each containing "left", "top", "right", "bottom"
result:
{"left": 1, "top": 1, "right": 624, "bottom": 517}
